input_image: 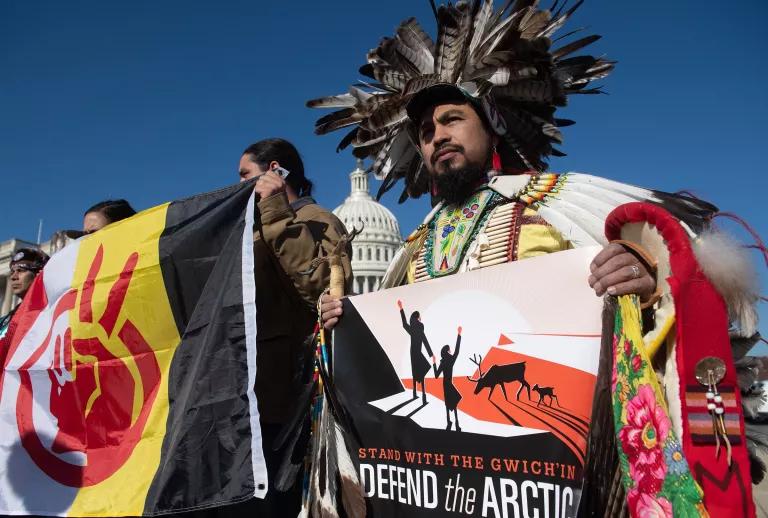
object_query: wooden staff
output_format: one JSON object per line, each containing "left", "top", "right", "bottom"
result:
{"left": 329, "top": 254, "right": 346, "bottom": 298}
{"left": 301, "top": 226, "right": 360, "bottom": 297}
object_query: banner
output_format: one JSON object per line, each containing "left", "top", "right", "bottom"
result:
{"left": 0, "top": 182, "right": 266, "bottom": 516}
{"left": 333, "top": 247, "right": 603, "bottom": 517}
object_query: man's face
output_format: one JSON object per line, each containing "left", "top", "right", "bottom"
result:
{"left": 10, "top": 263, "right": 36, "bottom": 298}
{"left": 417, "top": 102, "right": 494, "bottom": 177}
{"left": 83, "top": 211, "right": 110, "bottom": 234}
{"left": 238, "top": 154, "right": 268, "bottom": 182}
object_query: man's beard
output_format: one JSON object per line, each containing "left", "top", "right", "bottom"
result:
{"left": 433, "top": 165, "right": 487, "bottom": 205}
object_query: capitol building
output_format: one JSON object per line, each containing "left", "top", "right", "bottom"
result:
{"left": 333, "top": 160, "right": 401, "bottom": 294}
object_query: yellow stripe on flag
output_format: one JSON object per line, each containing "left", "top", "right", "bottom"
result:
{"left": 62, "top": 204, "right": 179, "bottom": 516}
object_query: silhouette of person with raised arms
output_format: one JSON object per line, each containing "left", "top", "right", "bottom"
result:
{"left": 397, "top": 299, "right": 434, "bottom": 404}
{"left": 434, "top": 326, "right": 463, "bottom": 431}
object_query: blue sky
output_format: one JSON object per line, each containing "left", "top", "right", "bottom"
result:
{"left": 1, "top": 0, "right": 766, "bottom": 352}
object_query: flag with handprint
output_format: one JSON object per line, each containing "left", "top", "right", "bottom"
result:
{"left": 0, "top": 181, "right": 266, "bottom": 516}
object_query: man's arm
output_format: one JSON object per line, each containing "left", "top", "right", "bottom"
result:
{"left": 257, "top": 191, "right": 351, "bottom": 307}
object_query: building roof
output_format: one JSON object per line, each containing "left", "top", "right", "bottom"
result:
{"left": 333, "top": 160, "right": 401, "bottom": 245}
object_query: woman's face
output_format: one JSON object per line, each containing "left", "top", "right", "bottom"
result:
{"left": 83, "top": 211, "right": 110, "bottom": 234}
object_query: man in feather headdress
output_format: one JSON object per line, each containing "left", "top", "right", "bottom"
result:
{"left": 310, "top": 1, "right": 764, "bottom": 515}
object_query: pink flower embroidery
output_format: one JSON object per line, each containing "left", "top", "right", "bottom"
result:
{"left": 623, "top": 338, "right": 632, "bottom": 358}
{"left": 619, "top": 384, "right": 670, "bottom": 493}
{"left": 628, "top": 489, "right": 673, "bottom": 518}
{"left": 632, "top": 354, "right": 642, "bottom": 372}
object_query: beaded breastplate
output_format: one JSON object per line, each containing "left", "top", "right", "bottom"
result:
{"left": 423, "top": 188, "right": 502, "bottom": 278}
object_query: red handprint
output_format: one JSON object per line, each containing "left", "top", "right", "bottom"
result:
{"left": 17, "top": 245, "right": 161, "bottom": 487}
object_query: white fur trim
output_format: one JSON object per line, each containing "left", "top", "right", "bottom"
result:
{"left": 693, "top": 229, "right": 760, "bottom": 337}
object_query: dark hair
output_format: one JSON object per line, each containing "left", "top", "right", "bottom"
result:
{"left": 409, "top": 311, "right": 422, "bottom": 329}
{"left": 242, "top": 138, "right": 313, "bottom": 197}
{"left": 11, "top": 247, "right": 49, "bottom": 270}
{"left": 84, "top": 199, "right": 137, "bottom": 224}
{"left": 411, "top": 97, "right": 537, "bottom": 173}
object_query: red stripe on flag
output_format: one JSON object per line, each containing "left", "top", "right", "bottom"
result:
{"left": 118, "top": 319, "right": 161, "bottom": 401}
{"left": 79, "top": 245, "right": 104, "bottom": 324}
{"left": 99, "top": 252, "right": 139, "bottom": 336}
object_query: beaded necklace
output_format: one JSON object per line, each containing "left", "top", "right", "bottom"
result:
{"left": 424, "top": 188, "right": 502, "bottom": 278}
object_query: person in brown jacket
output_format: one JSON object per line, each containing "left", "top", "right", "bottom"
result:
{"left": 222, "top": 138, "right": 352, "bottom": 516}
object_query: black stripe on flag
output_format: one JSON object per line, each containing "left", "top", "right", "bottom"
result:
{"left": 143, "top": 180, "right": 266, "bottom": 514}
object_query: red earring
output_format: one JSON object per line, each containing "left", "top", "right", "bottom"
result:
{"left": 492, "top": 146, "right": 502, "bottom": 172}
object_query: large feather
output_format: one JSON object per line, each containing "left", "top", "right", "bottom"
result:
{"left": 746, "top": 422, "right": 768, "bottom": 484}
{"left": 471, "top": 56, "right": 538, "bottom": 79}
{"left": 373, "top": 129, "right": 413, "bottom": 179}
{"left": 307, "top": 94, "right": 357, "bottom": 109}
{"left": 362, "top": 96, "right": 407, "bottom": 132}
{"left": 370, "top": 66, "right": 409, "bottom": 91}
{"left": 435, "top": 4, "right": 475, "bottom": 82}
{"left": 494, "top": 79, "right": 555, "bottom": 102}
{"left": 555, "top": 177, "right": 644, "bottom": 208}
{"left": 562, "top": 173, "right": 717, "bottom": 234}
{"left": 336, "top": 128, "right": 359, "bottom": 153}
{"left": 552, "top": 34, "right": 602, "bottom": 60}
{"left": 310, "top": 398, "right": 339, "bottom": 518}
{"left": 395, "top": 18, "right": 435, "bottom": 74}
{"left": 648, "top": 191, "right": 717, "bottom": 234}
{"left": 519, "top": 6, "right": 551, "bottom": 39}
{"left": 468, "top": 0, "right": 495, "bottom": 57}
{"left": 335, "top": 423, "right": 367, "bottom": 518}
{"left": 315, "top": 112, "right": 366, "bottom": 135}
{"left": 563, "top": 173, "right": 658, "bottom": 203}
{"left": 536, "top": 195, "right": 607, "bottom": 246}
{"left": 539, "top": 0, "right": 584, "bottom": 38}
{"left": 473, "top": 7, "right": 527, "bottom": 59}
{"left": 551, "top": 186, "right": 619, "bottom": 221}
{"left": 353, "top": 131, "right": 389, "bottom": 151}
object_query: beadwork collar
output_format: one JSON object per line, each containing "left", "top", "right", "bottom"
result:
{"left": 423, "top": 188, "right": 502, "bottom": 278}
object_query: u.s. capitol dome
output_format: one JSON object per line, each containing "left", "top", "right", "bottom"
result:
{"left": 333, "top": 160, "right": 401, "bottom": 294}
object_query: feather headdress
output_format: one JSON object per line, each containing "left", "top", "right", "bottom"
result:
{"left": 307, "top": 0, "right": 613, "bottom": 202}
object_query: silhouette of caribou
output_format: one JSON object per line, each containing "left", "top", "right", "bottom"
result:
{"left": 467, "top": 353, "right": 531, "bottom": 401}
{"left": 532, "top": 384, "right": 561, "bottom": 407}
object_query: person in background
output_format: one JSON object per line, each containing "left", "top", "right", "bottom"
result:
{"left": 215, "top": 137, "right": 352, "bottom": 517}
{"left": 57, "top": 199, "right": 137, "bottom": 246}
{"left": 82, "top": 199, "right": 137, "bottom": 234}
{"left": 0, "top": 248, "right": 49, "bottom": 339}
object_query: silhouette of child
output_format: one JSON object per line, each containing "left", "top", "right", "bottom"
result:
{"left": 434, "top": 326, "right": 462, "bottom": 431}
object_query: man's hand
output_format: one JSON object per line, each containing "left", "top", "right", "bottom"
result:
{"left": 321, "top": 292, "right": 343, "bottom": 331}
{"left": 588, "top": 243, "right": 655, "bottom": 301}
{"left": 397, "top": 299, "right": 403, "bottom": 310}
{"left": 254, "top": 170, "right": 287, "bottom": 200}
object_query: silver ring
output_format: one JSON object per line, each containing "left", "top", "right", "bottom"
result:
{"left": 630, "top": 264, "right": 640, "bottom": 279}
